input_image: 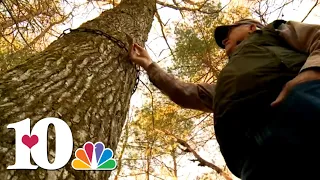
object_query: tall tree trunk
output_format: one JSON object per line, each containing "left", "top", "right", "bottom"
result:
{"left": 145, "top": 145, "right": 151, "bottom": 180}
{"left": 0, "top": 0, "right": 156, "bottom": 179}
{"left": 171, "top": 148, "right": 178, "bottom": 179}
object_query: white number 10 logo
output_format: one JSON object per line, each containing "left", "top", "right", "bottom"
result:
{"left": 7, "top": 118, "right": 73, "bottom": 170}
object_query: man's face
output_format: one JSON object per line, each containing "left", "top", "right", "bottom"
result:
{"left": 222, "top": 24, "right": 256, "bottom": 56}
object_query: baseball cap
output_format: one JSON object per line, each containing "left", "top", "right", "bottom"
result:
{"left": 214, "top": 19, "right": 265, "bottom": 49}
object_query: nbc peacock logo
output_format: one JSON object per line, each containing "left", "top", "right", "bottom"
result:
{"left": 71, "top": 141, "right": 117, "bottom": 170}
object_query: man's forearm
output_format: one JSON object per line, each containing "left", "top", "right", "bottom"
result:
{"left": 146, "top": 62, "right": 215, "bottom": 112}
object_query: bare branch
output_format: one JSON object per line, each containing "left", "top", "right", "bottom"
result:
{"left": 301, "top": 0, "right": 319, "bottom": 22}
{"left": 155, "top": 129, "right": 232, "bottom": 180}
{"left": 156, "top": 0, "right": 224, "bottom": 14}
{"left": 1, "top": 0, "right": 30, "bottom": 47}
{"left": 19, "top": 15, "right": 68, "bottom": 51}
{"left": 155, "top": 10, "right": 177, "bottom": 61}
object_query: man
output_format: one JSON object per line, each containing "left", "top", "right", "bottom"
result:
{"left": 129, "top": 19, "right": 320, "bottom": 179}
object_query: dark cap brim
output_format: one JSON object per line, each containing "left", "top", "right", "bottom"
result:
{"left": 214, "top": 25, "right": 232, "bottom": 49}
{"left": 214, "top": 19, "right": 265, "bottom": 49}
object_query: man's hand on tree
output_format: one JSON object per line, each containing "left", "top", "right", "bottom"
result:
{"left": 129, "top": 43, "right": 153, "bottom": 70}
{"left": 271, "top": 69, "right": 320, "bottom": 107}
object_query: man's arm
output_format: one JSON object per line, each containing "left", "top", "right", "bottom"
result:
{"left": 278, "top": 20, "right": 320, "bottom": 71}
{"left": 146, "top": 62, "right": 215, "bottom": 112}
{"left": 129, "top": 43, "right": 215, "bottom": 112}
{"left": 271, "top": 21, "right": 320, "bottom": 106}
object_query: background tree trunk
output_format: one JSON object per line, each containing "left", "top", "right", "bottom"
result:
{"left": 114, "top": 119, "right": 130, "bottom": 180}
{"left": 172, "top": 148, "right": 178, "bottom": 179}
{"left": 0, "top": 0, "right": 156, "bottom": 179}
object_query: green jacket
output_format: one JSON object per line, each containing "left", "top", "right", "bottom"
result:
{"left": 213, "top": 20, "right": 308, "bottom": 176}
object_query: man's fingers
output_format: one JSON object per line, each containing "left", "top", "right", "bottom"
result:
{"left": 133, "top": 43, "right": 145, "bottom": 51}
{"left": 129, "top": 45, "right": 137, "bottom": 57}
{"left": 271, "top": 92, "right": 285, "bottom": 107}
{"left": 271, "top": 83, "right": 290, "bottom": 107}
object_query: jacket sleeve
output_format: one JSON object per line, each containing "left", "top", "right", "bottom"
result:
{"left": 278, "top": 20, "right": 320, "bottom": 72}
{"left": 146, "top": 62, "right": 215, "bottom": 112}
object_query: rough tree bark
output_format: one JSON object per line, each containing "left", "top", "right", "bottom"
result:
{"left": 0, "top": 0, "right": 156, "bottom": 179}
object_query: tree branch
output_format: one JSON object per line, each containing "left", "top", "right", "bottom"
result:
{"left": 301, "top": 0, "right": 318, "bottom": 22}
{"left": 155, "top": 10, "right": 176, "bottom": 61}
{"left": 155, "top": 129, "right": 232, "bottom": 180}
{"left": 156, "top": 0, "right": 224, "bottom": 14}
{"left": 1, "top": 0, "right": 30, "bottom": 47}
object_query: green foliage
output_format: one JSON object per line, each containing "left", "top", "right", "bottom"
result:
{"left": 173, "top": 4, "right": 251, "bottom": 83}
{"left": 197, "top": 172, "right": 228, "bottom": 180}
{"left": 134, "top": 98, "right": 195, "bottom": 138}
{"left": 114, "top": 92, "right": 207, "bottom": 178}
{"left": 0, "top": 39, "right": 32, "bottom": 73}
{"left": 0, "top": 0, "right": 72, "bottom": 73}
